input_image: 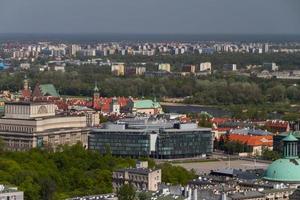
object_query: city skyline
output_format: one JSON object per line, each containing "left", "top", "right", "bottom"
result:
{"left": 1, "top": 0, "right": 300, "bottom": 35}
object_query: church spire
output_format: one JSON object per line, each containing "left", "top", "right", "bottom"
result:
{"left": 93, "top": 81, "right": 100, "bottom": 110}
{"left": 94, "top": 81, "right": 99, "bottom": 92}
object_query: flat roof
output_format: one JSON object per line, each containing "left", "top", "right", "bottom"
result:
{"left": 5, "top": 101, "right": 54, "bottom": 106}
{"left": 115, "top": 168, "right": 159, "bottom": 175}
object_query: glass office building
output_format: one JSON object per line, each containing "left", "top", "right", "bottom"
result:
{"left": 157, "top": 129, "right": 212, "bottom": 159}
{"left": 89, "top": 129, "right": 151, "bottom": 157}
{"left": 89, "top": 119, "right": 213, "bottom": 159}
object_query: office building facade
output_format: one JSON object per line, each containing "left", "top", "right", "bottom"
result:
{"left": 89, "top": 119, "right": 213, "bottom": 159}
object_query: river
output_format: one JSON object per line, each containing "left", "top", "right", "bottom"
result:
{"left": 161, "top": 103, "right": 231, "bottom": 117}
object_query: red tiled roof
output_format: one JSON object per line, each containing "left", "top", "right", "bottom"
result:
{"left": 212, "top": 127, "right": 231, "bottom": 132}
{"left": 210, "top": 117, "right": 231, "bottom": 124}
{"left": 227, "top": 134, "right": 273, "bottom": 147}
{"left": 265, "top": 120, "right": 289, "bottom": 128}
{"left": 67, "top": 96, "right": 131, "bottom": 113}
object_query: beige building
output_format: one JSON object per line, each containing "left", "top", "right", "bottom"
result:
{"left": 111, "top": 63, "right": 125, "bottom": 76}
{"left": 199, "top": 62, "right": 212, "bottom": 72}
{"left": 158, "top": 63, "right": 171, "bottom": 72}
{"left": 0, "top": 102, "right": 89, "bottom": 151}
{"left": 112, "top": 161, "right": 161, "bottom": 192}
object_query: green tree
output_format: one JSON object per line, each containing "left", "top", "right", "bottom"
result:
{"left": 117, "top": 184, "right": 136, "bottom": 200}
{"left": 262, "top": 148, "right": 280, "bottom": 161}
{"left": 138, "top": 192, "right": 148, "bottom": 200}
{"left": 40, "top": 178, "right": 56, "bottom": 200}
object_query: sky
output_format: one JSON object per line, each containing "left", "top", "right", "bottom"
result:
{"left": 0, "top": 0, "right": 300, "bottom": 35}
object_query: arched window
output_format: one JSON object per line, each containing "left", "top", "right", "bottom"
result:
{"left": 37, "top": 106, "right": 48, "bottom": 114}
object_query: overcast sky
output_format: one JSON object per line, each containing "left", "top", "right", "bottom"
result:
{"left": 1, "top": 0, "right": 299, "bottom": 34}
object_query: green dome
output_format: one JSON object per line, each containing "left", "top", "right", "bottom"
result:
{"left": 264, "top": 158, "right": 300, "bottom": 183}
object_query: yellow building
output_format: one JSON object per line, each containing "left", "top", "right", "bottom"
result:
{"left": 158, "top": 63, "right": 171, "bottom": 72}
{"left": 111, "top": 63, "right": 125, "bottom": 76}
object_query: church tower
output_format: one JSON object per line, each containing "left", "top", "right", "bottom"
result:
{"left": 21, "top": 74, "right": 31, "bottom": 101}
{"left": 24, "top": 74, "right": 29, "bottom": 91}
{"left": 93, "top": 81, "right": 100, "bottom": 109}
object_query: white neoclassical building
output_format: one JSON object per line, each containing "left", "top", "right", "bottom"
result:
{"left": 0, "top": 102, "right": 90, "bottom": 151}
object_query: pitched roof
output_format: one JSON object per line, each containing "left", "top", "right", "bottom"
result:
{"left": 282, "top": 133, "right": 298, "bottom": 142}
{"left": 39, "top": 84, "right": 60, "bottom": 97}
{"left": 133, "top": 100, "right": 161, "bottom": 109}
{"left": 228, "top": 134, "right": 273, "bottom": 147}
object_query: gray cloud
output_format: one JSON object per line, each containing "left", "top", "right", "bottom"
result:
{"left": 0, "top": 0, "right": 299, "bottom": 34}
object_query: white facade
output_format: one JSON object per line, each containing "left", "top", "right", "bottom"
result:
{"left": 199, "top": 62, "right": 212, "bottom": 72}
{"left": 0, "top": 102, "right": 89, "bottom": 151}
{"left": 4, "top": 102, "right": 56, "bottom": 119}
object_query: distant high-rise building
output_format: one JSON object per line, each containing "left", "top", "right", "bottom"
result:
{"left": 264, "top": 43, "right": 269, "bottom": 53}
{"left": 71, "top": 44, "right": 81, "bottom": 56}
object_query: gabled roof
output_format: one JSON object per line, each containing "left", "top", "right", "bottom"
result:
{"left": 39, "top": 84, "right": 60, "bottom": 97}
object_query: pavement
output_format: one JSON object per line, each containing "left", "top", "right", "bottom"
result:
{"left": 173, "top": 159, "right": 269, "bottom": 175}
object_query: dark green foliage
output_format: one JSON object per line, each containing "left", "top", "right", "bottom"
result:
{"left": 138, "top": 192, "right": 149, "bottom": 200}
{"left": 158, "top": 163, "right": 196, "bottom": 185}
{"left": 0, "top": 144, "right": 136, "bottom": 200}
{"left": 117, "top": 184, "right": 136, "bottom": 200}
{"left": 2, "top": 53, "right": 300, "bottom": 108}
{"left": 261, "top": 148, "right": 281, "bottom": 161}
{"left": 215, "top": 140, "right": 253, "bottom": 154}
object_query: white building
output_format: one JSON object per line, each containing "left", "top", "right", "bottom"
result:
{"left": 111, "top": 63, "right": 125, "bottom": 76}
{"left": 199, "top": 62, "right": 212, "bottom": 72}
{"left": 71, "top": 44, "right": 81, "bottom": 56}
{"left": 0, "top": 102, "right": 90, "bottom": 151}
{"left": 0, "top": 185, "right": 24, "bottom": 200}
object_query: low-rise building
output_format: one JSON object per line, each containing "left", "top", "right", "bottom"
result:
{"left": 113, "top": 161, "right": 161, "bottom": 191}
{"left": 0, "top": 185, "right": 24, "bottom": 200}
{"left": 199, "top": 62, "right": 212, "bottom": 72}
{"left": 127, "top": 99, "right": 163, "bottom": 115}
{"left": 265, "top": 120, "right": 290, "bottom": 133}
{"left": 111, "top": 63, "right": 125, "bottom": 76}
{"left": 158, "top": 63, "right": 171, "bottom": 72}
{"left": 226, "top": 134, "right": 273, "bottom": 156}
{"left": 223, "top": 64, "right": 237, "bottom": 71}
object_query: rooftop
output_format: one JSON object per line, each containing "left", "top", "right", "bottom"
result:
{"left": 115, "top": 167, "right": 158, "bottom": 175}
{"left": 282, "top": 133, "right": 298, "bottom": 142}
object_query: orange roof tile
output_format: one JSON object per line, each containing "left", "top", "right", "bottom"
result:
{"left": 228, "top": 134, "right": 273, "bottom": 147}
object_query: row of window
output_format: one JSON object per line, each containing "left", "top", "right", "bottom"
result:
{"left": 0, "top": 124, "right": 34, "bottom": 133}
